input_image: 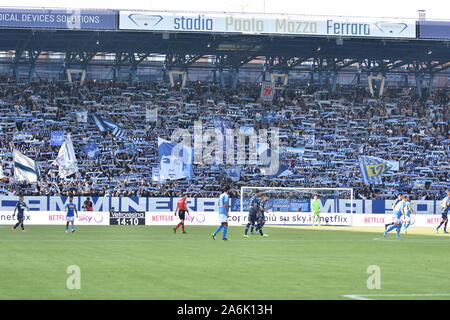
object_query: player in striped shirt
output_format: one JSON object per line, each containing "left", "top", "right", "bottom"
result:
{"left": 212, "top": 186, "right": 231, "bottom": 241}
{"left": 173, "top": 194, "right": 189, "bottom": 234}
{"left": 436, "top": 191, "right": 450, "bottom": 234}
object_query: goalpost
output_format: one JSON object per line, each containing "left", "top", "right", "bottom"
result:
{"left": 240, "top": 187, "right": 354, "bottom": 226}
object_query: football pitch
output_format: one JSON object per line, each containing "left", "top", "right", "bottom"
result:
{"left": 1, "top": 225, "right": 450, "bottom": 300}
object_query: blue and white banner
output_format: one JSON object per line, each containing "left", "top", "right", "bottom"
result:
{"left": 224, "top": 166, "right": 242, "bottom": 182}
{"left": 50, "top": 131, "right": 64, "bottom": 146}
{"left": 285, "top": 147, "right": 305, "bottom": 157}
{"left": 93, "top": 114, "right": 124, "bottom": 138}
{"left": 13, "top": 149, "right": 39, "bottom": 183}
{"left": 119, "top": 11, "right": 416, "bottom": 38}
{"left": 76, "top": 111, "right": 88, "bottom": 123}
{"left": 359, "top": 156, "right": 393, "bottom": 185}
{"left": 0, "top": 196, "right": 444, "bottom": 216}
{"left": 304, "top": 135, "right": 315, "bottom": 146}
{"left": 84, "top": 143, "right": 100, "bottom": 160}
{"left": 262, "top": 112, "right": 277, "bottom": 123}
{"left": 53, "top": 134, "right": 78, "bottom": 179}
{"left": 158, "top": 138, "right": 193, "bottom": 181}
{"left": 0, "top": 8, "right": 117, "bottom": 30}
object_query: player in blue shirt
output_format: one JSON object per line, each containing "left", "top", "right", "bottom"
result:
{"left": 403, "top": 196, "right": 416, "bottom": 234}
{"left": 212, "top": 186, "right": 231, "bottom": 241}
{"left": 12, "top": 195, "right": 29, "bottom": 232}
{"left": 384, "top": 195, "right": 406, "bottom": 238}
{"left": 65, "top": 196, "right": 78, "bottom": 233}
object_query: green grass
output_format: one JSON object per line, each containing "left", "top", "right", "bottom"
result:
{"left": 1, "top": 225, "right": 450, "bottom": 300}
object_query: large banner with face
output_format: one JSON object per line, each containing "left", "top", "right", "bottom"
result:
{"left": 119, "top": 11, "right": 416, "bottom": 38}
{"left": 157, "top": 138, "right": 193, "bottom": 181}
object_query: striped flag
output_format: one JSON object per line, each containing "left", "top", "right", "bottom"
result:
{"left": 53, "top": 134, "right": 79, "bottom": 179}
{"left": 93, "top": 114, "right": 124, "bottom": 138}
{"left": 13, "top": 150, "right": 39, "bottom": 183}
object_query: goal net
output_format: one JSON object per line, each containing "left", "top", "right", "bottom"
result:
{"left": 240, "top": 187, "right": 354, "bottom": 226}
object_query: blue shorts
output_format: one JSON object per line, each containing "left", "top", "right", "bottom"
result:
{"left": 17, "top": 214, "right": 24, "bottom": 221}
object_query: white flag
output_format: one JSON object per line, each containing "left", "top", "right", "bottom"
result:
{"left": 76, "top": 111, "right": 88, "bottom": 123}
{"left": 53, "top": 134, "right": 79, "bottom": 178}
{"left": 146, "top": 108, "right": 158, "bottom": 122}
{"left": 13, "top": 150, "right": 38, "bottom": 183}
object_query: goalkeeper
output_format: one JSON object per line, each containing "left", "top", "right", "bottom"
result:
{"left": 311, "top": 195, "right": 321, "bottom": 226}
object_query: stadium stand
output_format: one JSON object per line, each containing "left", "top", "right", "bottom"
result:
{"left": 0, "top": 78, "right": 448, "bottom": 199}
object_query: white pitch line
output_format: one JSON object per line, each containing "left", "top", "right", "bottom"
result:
{"left": 0, "top": 238, "right": 449, "bottom": 244}
{"left": 343, "top": 294, "right": 450, "bottom": 300}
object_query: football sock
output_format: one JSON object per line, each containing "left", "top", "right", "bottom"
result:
{"left": 256, "top": 224, "right": 263, "bottom": 236}
{"left": 244, "top": 223, "right": 251, "bottom": 235}
{"left": 175, "top": 223, "right": 181, "bottom": 230}
{"left": 181, "top": 223, "right": 185, "bottom": 232}
{"left": 403, "top": 223, "right": 410, "bottom": 231}
{"left": 386, "top": 224, "right": 398, "bottom": 233}
{"left": 13, "top": 222, "right": 20, "bottom": 229}
{"left": 20, "top": 223, "right": 24, "bottom": 230}
{"left": 437, "top": 221, "right": 444, "bottom": 230}
{"left": 214, "top": 225, "right": 223, "bottom": 235}
{"left": 222, "top": 226, "right": 228, "bottom": 239}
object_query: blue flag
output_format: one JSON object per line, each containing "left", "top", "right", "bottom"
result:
{"left": 359, "top": 156, "right": 393, "bottom": 185}
{"left": 50, "top": 131, "right": 64, "bottom": 146}
{"left": 84, "top": 143, "right": 100, "bottom": 160}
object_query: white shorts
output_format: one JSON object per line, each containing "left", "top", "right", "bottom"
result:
{"left": 219, "top": 214, "right": 228, "bottom": 223}
{"left": 403, "top": 216, "right": 411, "bottom": 223}
{"left": 66, "top": 216, "right": 75, "bottom": 222}
{"left": 393, "top": 216, "right": 401, "bottom": 225}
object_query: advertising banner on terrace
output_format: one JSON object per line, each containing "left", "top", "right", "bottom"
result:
{"left": 119, "top": 11, "right": 416, "bottom": 38}
{"left": 0, "top": 8, "right": 117, "bottom": 30}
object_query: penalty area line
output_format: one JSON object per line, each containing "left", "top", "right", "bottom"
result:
{"left": 343, "top": 293, "right": 450, "bottom": 300}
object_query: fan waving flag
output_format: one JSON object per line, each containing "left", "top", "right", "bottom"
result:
{"left": 53, "top": 134, "right": 79, "bottom": 179}
{"left": 13, "top": 150, "right": 39, "bottom": 183}
{"left": 359, "top": 156, "right": 393, "bottom": 185}
{"left": 93, "top": 114, "right": 124, "bottom": 138}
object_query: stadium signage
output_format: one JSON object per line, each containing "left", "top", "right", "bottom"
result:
{"left": 110, "top": 211, "right": 146, "bottom": 225}
{"left": 419, "top": 20, "right": 450, "bottom": 40}
{"left": 0, "top": 211, "right": 109, "bottom": 225}
{"left": 119, "top": 11, "right": 416, "bottom": 38}
{"left": 0, "top": 8, "right": 117, "bottom": 30}
{"left": 0, "top": 196, "right": 442, "bottom": 215}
